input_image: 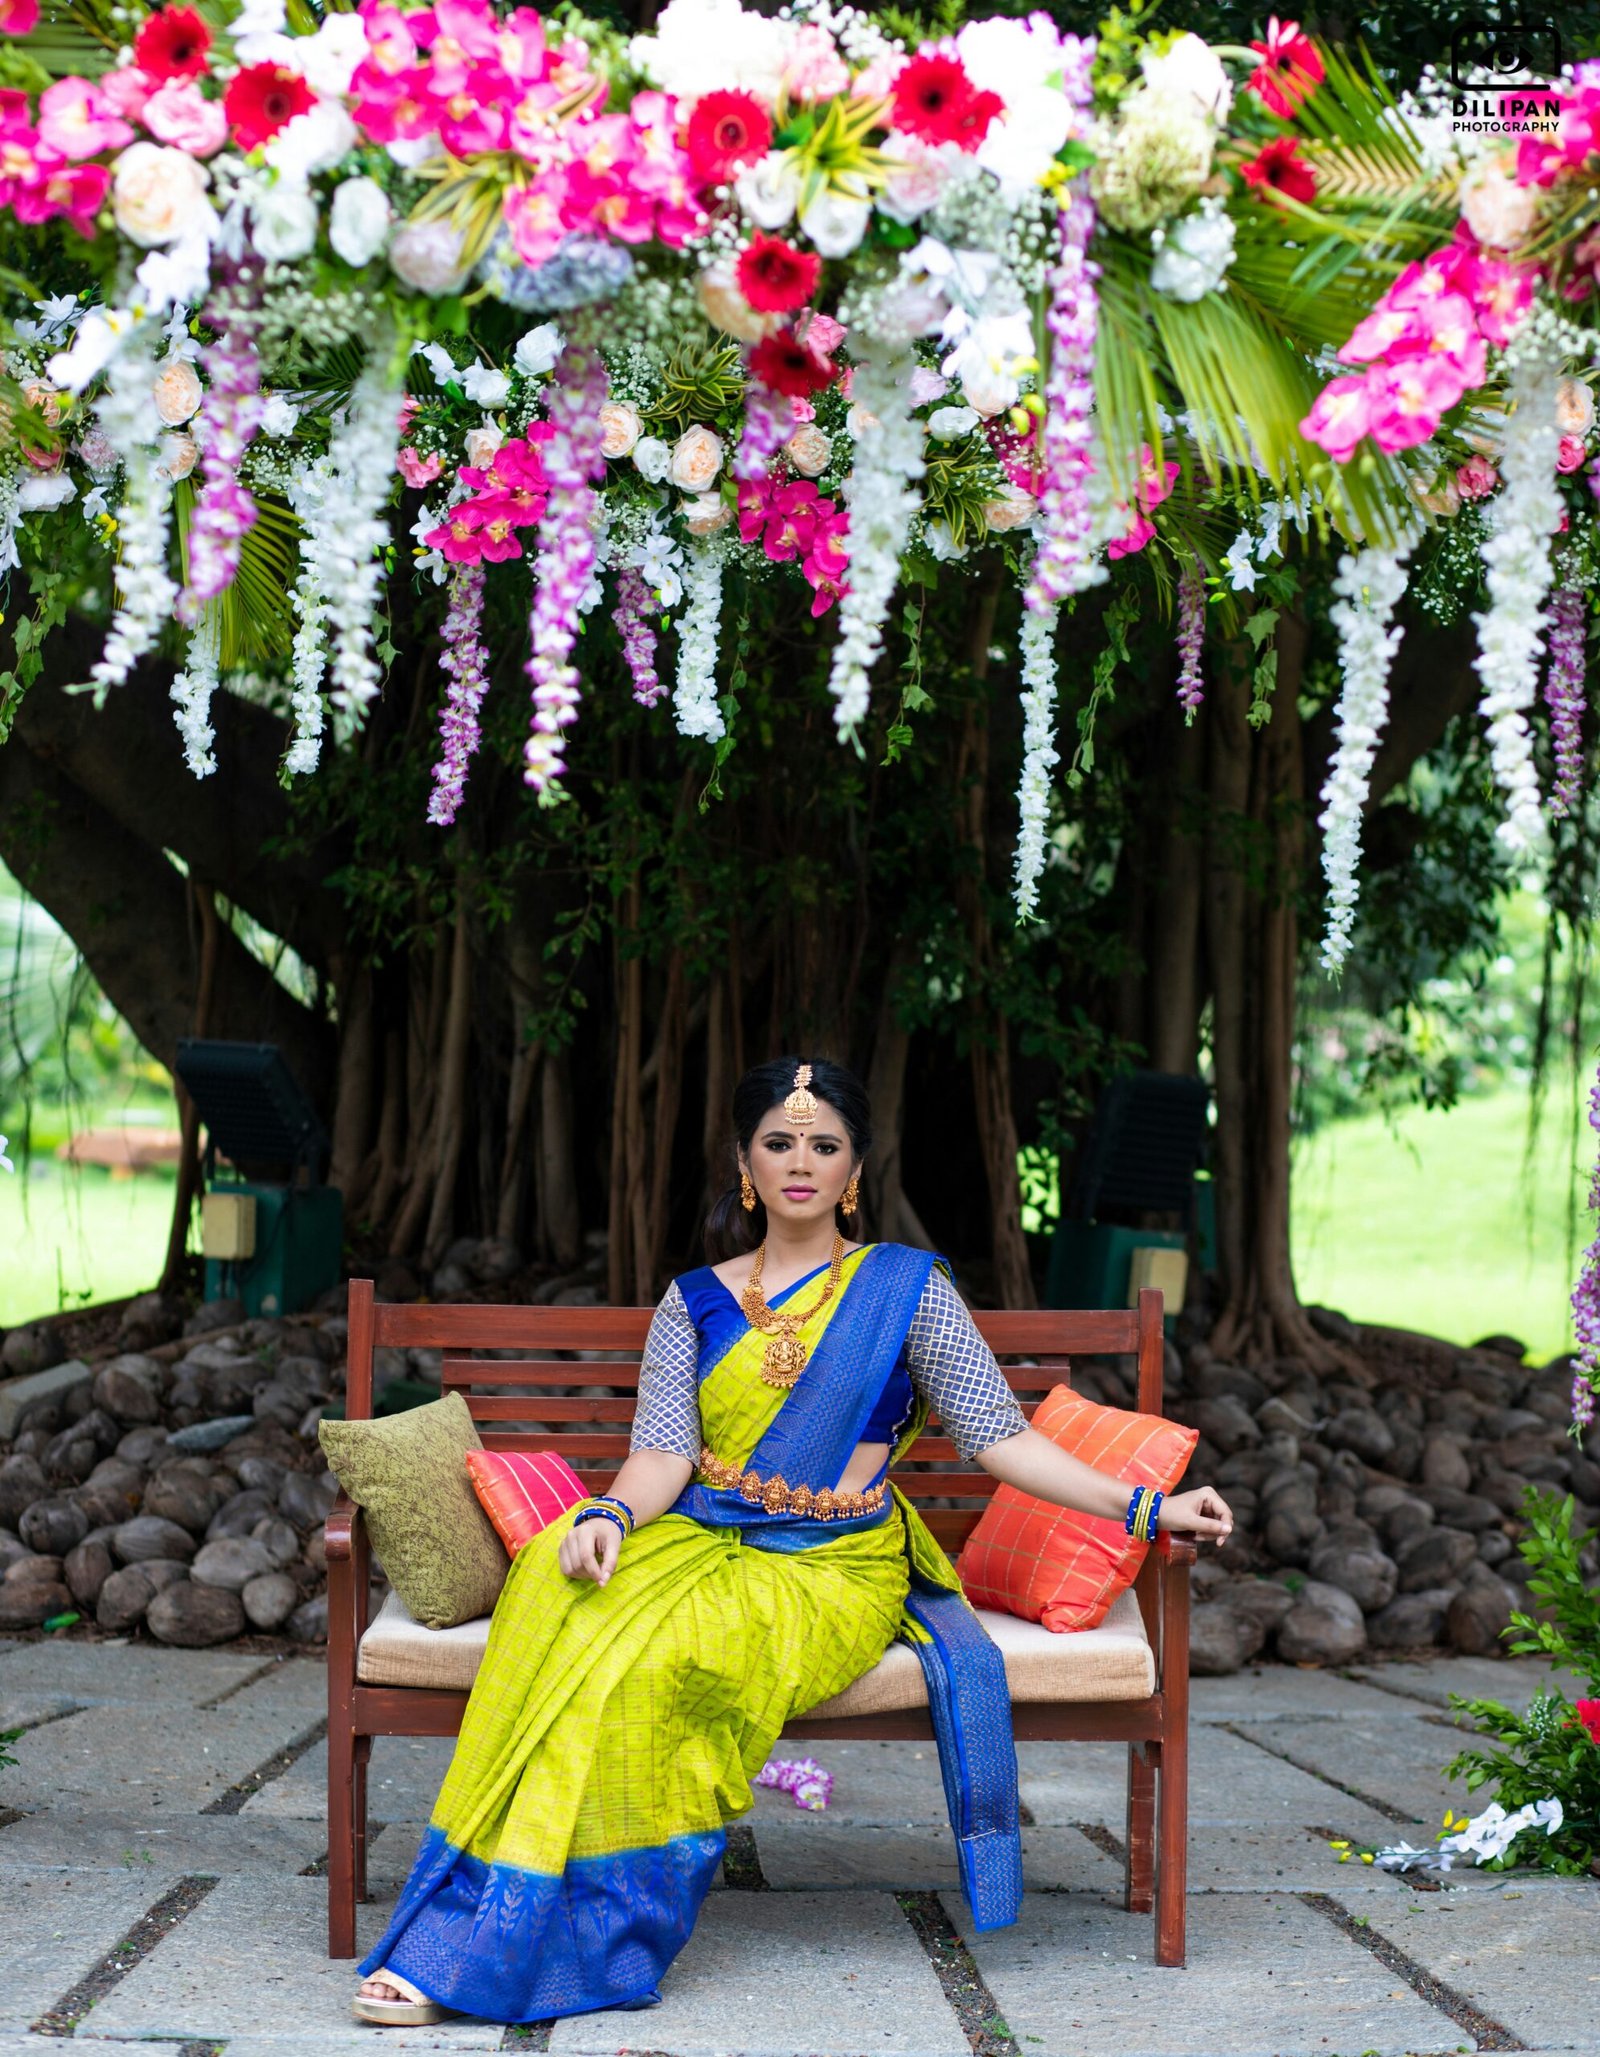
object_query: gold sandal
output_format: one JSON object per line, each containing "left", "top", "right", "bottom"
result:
{"left": 351, "top": 1967, "right": 450, "bottom": 2026}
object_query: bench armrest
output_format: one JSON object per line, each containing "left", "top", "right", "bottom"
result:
{"left": 325, "top": 1491, "right": 371, "bottom": 1692}
{"left": 1155, "top": 1527, "right": 1198, "bottom": 1565}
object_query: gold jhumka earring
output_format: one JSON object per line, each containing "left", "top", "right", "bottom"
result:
{"left": 740, "top": 1171, "right": 756, "bottom": 1212}
{"left": 840, "top": 1173, "right": 859, "bottom": 1216}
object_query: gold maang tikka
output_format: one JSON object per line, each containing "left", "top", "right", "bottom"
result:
{"left": 783, "top": 1062, "right": 818, "bottom": 1127}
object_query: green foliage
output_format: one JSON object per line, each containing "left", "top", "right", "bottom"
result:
{"left": 0, "top": 1726, "right": 18, "bottom": 1774}
{"left": 1441, "top": 1489, "right": 1600, "bottom": 1875}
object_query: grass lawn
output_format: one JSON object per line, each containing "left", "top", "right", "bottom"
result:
{"left": 1291, "top": 1083, "right": 1589, "bottom": 1365}
{"left": 0, "top": 1159, "right": 177, "bottom": 1327}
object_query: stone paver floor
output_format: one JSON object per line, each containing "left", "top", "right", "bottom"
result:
{"left": 0, "top": 1634, "right": 1595, "bottom": 2057}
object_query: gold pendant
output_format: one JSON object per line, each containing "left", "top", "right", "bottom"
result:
{"left": 759, "top": 1330, "right": 808, "bottom": 1387}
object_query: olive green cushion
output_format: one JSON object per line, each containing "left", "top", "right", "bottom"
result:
{"left": 318, "top": 1392, "right": 506, "bottom": 1629}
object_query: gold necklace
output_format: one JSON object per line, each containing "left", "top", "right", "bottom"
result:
{"left": 740, "top": 1234, "right": 847, "bottom": 1387}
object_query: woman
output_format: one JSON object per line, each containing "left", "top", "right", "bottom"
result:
{"left": 354, "top": 1055, "right": 1233, "bottom": 2027}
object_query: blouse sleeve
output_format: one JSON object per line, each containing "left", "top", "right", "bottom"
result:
{"left": 904, "top": 1266, "right": 1030, "bottom": 1461}
{"left": 628, "top": 1277, "right": 703, "bottom": 1464}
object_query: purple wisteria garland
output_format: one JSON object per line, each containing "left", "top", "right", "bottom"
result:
{"left": 428, "top": 564, "right": 491, "bottom": 826}
{"left": 179, "top": 259, "right": 264, "bottom": 623}
{"left": 1571, "top": 1064, "right": 1600, "bottom": 1431}
{"left": 754, "top": 1755, "right": 833, "bottom": 1810}
{"left": 1544, "top": 583, "right": 1586, "bottom": 817}
{"left": 524, "top": 344, "right": 608, "bottom": 797}
{"left": 733, "top": 373, "right": 789, "bottom": 484}
{"left": 1024, "top": 180, "right": 1101, "bottom": 614}
{"left": 1176, "top": 560, "right": 1205, "bottom": 717}
{"left": 615, "top": 565, "right": 664, "bottom": 706}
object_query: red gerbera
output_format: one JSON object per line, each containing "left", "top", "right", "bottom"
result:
{"left": 223, "top": 62, "right": 315, "bottom": 152}
{"left": 749, "top": 328, "right": 835, "bottom": 400}
{"left": 1248, "top": 16, "right": 1325, "bottom": 118}
{"left": 132, "top": 5, "right": 211, "bottom": 82}
{"left": 736, "top": 232, "right": 822, "bottom": 314}
{"left": 890, "top": 51, "right": 1001, "bottom": 152}
{"left": 1577, "top": 1700, "right": 1600, "bottom": 1745}
{"left": 1240, "top": 134, "right": 1318, "bottom": 206}
{"left": 684, "top": 89, "right": 772, "bottom": 187}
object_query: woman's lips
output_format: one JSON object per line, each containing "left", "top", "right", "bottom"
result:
{"left": 782, "top": 1186, "right": 816, "bottom": 1199}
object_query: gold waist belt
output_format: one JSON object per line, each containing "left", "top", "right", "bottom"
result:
{"left": 696, "top": 1445, "right": 887, "bottom": 1522}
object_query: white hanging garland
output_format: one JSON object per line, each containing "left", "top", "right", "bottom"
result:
{"left": 169, "top": 608, "right": 221, "bottom": 777}
{"left": 672, "top": 540, "right": 726, "bottom": 742}
{"left": 1014, "top": 597, "right": 1062, "bottom": 920}
{"left": 91, "top": 324, "right": 177, "bottom": 697}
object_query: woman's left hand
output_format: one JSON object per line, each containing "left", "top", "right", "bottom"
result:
{"left": 1157, "top": 1485, "right": 1233, "bottom": 1544}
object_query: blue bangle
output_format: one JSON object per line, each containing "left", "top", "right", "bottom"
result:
{"left": 1146, "top": 1490, "right": 1163, "bottom": 1540}
{"left": 1124, "top": 1486, "right": 1146, "bottom": 1536}
{"left": 573, "top": 1505, "right": 628, "bottom": 1543}
{"left": 590, "top": 1494, "right": 635, "bottom": 1535}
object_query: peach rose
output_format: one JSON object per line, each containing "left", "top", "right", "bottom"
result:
{"left": 982, "top": 489, "right": 1038, "bottom": 533}
{"left": 1409, "top": 471, "right": 1461, "bottom": 517}
{"left": 151, "top": 357, "right": 203, "bottom": 426}
{"left": 1459, "top": 155, "right": 1537, "bottom": 250}
{"left": 599, "top": 399, "right": 642, "bottom": 459}
{"left": 156, "top": 431, "right": 198, "bottom": 481}
{"left": 464, "top": 424, "right": 504, "bottom": 470}
{"left": 784, "top": 424, "right": 831, "bottom": 476}
{"left": 669, "top": 425, "right": 724, "bottom": 494}
{"left": 1555, "top": 377, "right": 1594, "bottom": 438}
{"left": 681, "top": 491, "right": 733, "bottom": 537}
{"left": 695, "top": 258, "right": 781, "bottom": 344}
{"left": 22, "top": 380, "right": 62, "bottom": 426}
{"left": 111, "top": 140, "right": 210, "bottom": 249}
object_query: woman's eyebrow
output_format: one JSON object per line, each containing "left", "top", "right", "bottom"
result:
{"left": 759, "top": 1126, "right": 845, "bottom": 1143}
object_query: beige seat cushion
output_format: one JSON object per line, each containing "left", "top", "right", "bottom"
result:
{"left": 357, "top": 1583, "right": 1154, "bottom": 1704}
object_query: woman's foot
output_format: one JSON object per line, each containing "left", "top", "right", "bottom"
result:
{"left": 351, "top": 1968, "right": 449, "bottom": 2025}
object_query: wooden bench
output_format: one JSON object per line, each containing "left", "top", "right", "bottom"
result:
{"left": 326, "top": 1281, "right": 1195, "bottom": 1967}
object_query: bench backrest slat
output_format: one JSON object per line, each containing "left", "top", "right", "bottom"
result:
{"left": 345, "top": 1280, "right": 1167, "bottom": 1555}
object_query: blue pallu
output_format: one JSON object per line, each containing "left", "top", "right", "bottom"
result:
{"left": 678, "top": 1241, "right": 1024, "bottom": 1931}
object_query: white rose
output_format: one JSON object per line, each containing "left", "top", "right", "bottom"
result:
{"left": 633, "top": 435, "right": 671, "bottom": 483}
{"left": 927, "top": 404, "right": 978, "bottom": 441}
{"left": 798, "top": 190, "right": 870, "bottom": 258}
{"left": 599, "top": 400, "right": 642, "bottom": 459}
{"left": 461, "top": 364, "right": 511, "bottom": 407}
{"left": 669, "top": 424, "right": 724, "bottom": 494}
{"left": 681, "top": 492, "right": 732, "bottom": 537}
{"left": 249, "top": 177, "right": 318, "bottom": 261}
{"left": 263, "top": 101, "right": 359, "bottom": 181}
{"left": 1141, "top": 33, "right": 1233, "bottom": 121}
{"left": 983, "top": 489, "right": 1038, "bottom": 533}
{"left": 1150, "top": 203, "right": 1235, "bottom": 302}
{"left": 513, "top": 323, "right": 563, "bottom": 377}
{"left": 112, "top": 142, "right": 211, "bottom": 250}
{"left": 389, "top": 219, "right": 470, "bottom": 296}
{"left": 784, "top": 424, "right": 831, "bottom": 476}
{"left": 1458, "top": 154, "right": 1538, "bottom": 250}
{"left": 734, "top": 151, "right": 801, "bottom": 230}
{"left": 923, "top": 518, "right": 967, "bottom": 562}
{"left": 957, "top": 367, "right": 1016, "bottom": 417}
{"left": 258, "top": 392, "right": 299, "bottom": 437}
{"left": 1556, "top": 377, "right": 1595, "bottom": 438}
{"left": 465, "top": 424, "right": 504, "bottom": 469}
{"left": 151, "top": 356, "right": 203, "bottom": 426}
{"left": 329, "top": 176, "right": 392, "bottom": 268}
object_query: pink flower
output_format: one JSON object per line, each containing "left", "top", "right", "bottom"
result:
{"left": 1455, "top": 453, "right": 1500, "bottom": 499}
{"left": 1472, "top": 257, "right": 1536, "bottom": 344}
{"left": 397, "top": 445, "right": 444, "bottom": 487}
{"left": 909, "top": 366, "right": 949, "bottom": 405}
{"left": 1300, "top": 374, "right": 1375, "bottom": 461}
{"left": 1133, "top": 444, "right": 1179, "bottom": 512}
{"left": 1107, "top": 510, "right": 1156, "bottom": 559}
{"left": 38, "top": 76, "right": 132, "bottom": 160}
{"left": 799, "top": 310, "right": 846, "bottom": 357}
{"left": 503, "top": 175, "right": 569, "bottom": 266}
{"left": 99, "top": 68, "right": 158, "bottom": 119}
{"left": 1367, "top": 356, "right": 1466, "bottom": 451}
{"left": 0, "top": 0, "right": 39, "bottom": 32}
{"left": 141, "top": 79, "right": 227, "bottom": 156}
{"left": 359, "top": 1, "right": 422, "bottom": 77}
{"left": 1557, "top": 434, "right": 1588, "bottom": 473}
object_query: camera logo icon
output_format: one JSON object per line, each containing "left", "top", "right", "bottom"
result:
{"left": 1449, "top": 20, "right": 1562, "bottom": 88}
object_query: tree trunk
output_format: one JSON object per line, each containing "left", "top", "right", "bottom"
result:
{"left": 161, "top": 880, "right": 220, "bottom": 1291}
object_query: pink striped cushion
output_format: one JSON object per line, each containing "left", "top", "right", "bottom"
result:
{"left": 464, "top": 1449, "right": 589, "bottom": 1557}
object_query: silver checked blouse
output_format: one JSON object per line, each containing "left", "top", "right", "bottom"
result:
{"left": 628, "top": 1264, "right": 1029, "bottom": 1466}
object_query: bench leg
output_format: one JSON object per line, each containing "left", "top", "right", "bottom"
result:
{"left": 328, "top": 1716, "right": 359, "bottom": 1958}
{"left": 1124, "top": 1740, "right": 1156, "bottom": 1914}
{"left": 1155, "top": 1724, "right": 1188, "bottom": 1967}
{"left": 353, "top": 1733, "right": 372, "bottom": 1905}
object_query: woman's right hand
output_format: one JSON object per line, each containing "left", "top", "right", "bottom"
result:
{"left": 559, "top": 1514, "right": 622, "bottom": 1587}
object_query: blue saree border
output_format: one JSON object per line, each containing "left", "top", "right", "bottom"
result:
{"left": 359, "top": 1822, "right": 724, "bottom": 2023}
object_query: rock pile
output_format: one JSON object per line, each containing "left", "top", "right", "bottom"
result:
{"left": 1077, "top": 1311, "right": 1600, "bottom": 1675}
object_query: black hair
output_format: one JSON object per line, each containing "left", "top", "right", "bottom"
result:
{"left": 702, "top": 1055, "right": 873, "bottom": 1263}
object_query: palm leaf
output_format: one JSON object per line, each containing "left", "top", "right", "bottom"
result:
{"left": 218, "top": 495, "right": 300, "bottom": 669}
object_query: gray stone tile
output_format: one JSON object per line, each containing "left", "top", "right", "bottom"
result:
{"left": 1330, "top": 1882, "right": 1600, "bottom": 2048}
{"left": 0, "top": 1866, "right": 181, "bottom": 2032}
{"left": 1189, "top": 1665, "right": 1437, "bottom": 1724}
{"left": 750, "top": 1818, "right": 1120, "bottom": 1895}
{"left": 1016, "top": 1728, "right": 1399, "bottom": 1833}
{"left": 1349, "top": 1653, "right": 1586, "bottom": 1712}
{"left": 227, "top": 1652, "right": 329, "bottom": 1725}
{"left": 79, "top": 1874, "right": 502, "bottom": 2046}
{"left": 1187, "top": 1825, "right": 1417, "bottom": 1894}
{"left": 0, "top": 1638, "right": 267, "bottom": 1705}
{"left": 0, "top": 1690, "right": 83, "bottom": 1733}
{"left": 0, "top": 1804, "right": 322, "bottom": 1876}
{"left": 1231, "top": 1713, "right": 1487, "bottom": 1824}
{"left": 946, "top": 1888, "right": 1461, "bottom": 2056}
{"left": 547, "top": 1890, "right": 968, "bottom": 2057}
{"left": 4, "top": 1703, "right": 313, "bottom": 1816}
{"left": 749, "top": 1739, "right": 952, "bottom": 1826}
{"left": 245, "top": 1733, "right": 455, "bottom": 1823}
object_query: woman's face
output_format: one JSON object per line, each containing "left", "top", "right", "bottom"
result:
{"left": 740, "top": 1096, "right": 856, "bottom": 1230}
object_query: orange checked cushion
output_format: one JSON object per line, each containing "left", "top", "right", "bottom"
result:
{"left": 465, "top": 1449, "right": 589, "bottom": 1557}
{"left": 955, "top": 1385, "right": 1197, "bottom": 1633}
